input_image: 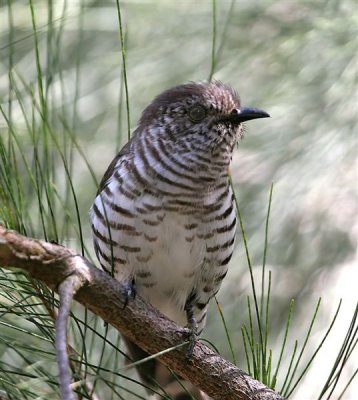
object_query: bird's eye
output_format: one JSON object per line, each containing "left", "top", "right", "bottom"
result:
{"left": 188, "top": 105, "right": 206, "bottom": 122}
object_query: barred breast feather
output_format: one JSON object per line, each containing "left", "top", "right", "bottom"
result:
{"left": 91, "top": 126, "right": 237, "bottom": 334}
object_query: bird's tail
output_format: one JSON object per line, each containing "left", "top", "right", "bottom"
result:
{"left": 123, "top": 337, "right": 209, "bottom": 400}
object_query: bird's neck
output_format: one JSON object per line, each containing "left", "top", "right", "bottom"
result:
{"left": 133, "top": 128, "right": 233, "bottom": 194}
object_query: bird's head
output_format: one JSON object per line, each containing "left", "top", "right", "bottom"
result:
{"left": 139, "top": 81, "right": 269, "bottom": 155}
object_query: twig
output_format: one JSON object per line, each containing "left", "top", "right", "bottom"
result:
{"left": 56, "top": 274, "right": 84, "bottom": 400}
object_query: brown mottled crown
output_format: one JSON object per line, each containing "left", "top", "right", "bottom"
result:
{"left": 139, "top": 81, "right": 241, "bottom": 128}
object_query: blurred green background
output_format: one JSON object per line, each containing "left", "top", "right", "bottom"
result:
{"left": 0, "top": 0, "right": 357, "bottom": 399}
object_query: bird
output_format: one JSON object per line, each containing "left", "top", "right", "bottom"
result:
{"left": 90, "top": 81, "right": 269, "bottom": 399}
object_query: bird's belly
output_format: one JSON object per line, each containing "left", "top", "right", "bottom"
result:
{"left": 135, "top": 212, "right": 205, "bottom": 325}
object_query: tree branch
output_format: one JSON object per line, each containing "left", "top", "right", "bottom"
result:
{"left": 0, "top": 225, "right": 285, "bottom": 400}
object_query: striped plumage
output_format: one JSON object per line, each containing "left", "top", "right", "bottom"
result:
{"left": 90, "top": 81, "right": 269, "bottom": 399}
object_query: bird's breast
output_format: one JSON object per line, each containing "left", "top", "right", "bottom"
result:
{"left": 91, "top": 163, "right": 236, "bottom": 326}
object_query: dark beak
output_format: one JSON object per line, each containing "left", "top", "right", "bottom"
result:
{"left": 230, "top": 107, "right": 270, "bottom": 123}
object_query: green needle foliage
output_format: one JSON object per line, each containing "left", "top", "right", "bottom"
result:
{"left": 0, "top": 1, "right": 357, "bottom": 399}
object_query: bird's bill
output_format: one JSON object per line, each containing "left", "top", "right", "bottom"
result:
{"left": 230, "top": 107, "right": 270, "bottom": 123}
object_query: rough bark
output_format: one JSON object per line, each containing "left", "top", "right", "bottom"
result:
{"left": 0, "top": 225, "right": 285, "bottom": 400}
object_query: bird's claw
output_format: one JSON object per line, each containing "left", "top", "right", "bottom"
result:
{"left": 185, "top": 320, "right": 198, "bottom": 359}
{"left": 122, "top": 278, "right": 136, "bottom": 309}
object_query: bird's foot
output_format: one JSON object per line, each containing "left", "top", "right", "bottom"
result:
{"left": 185, "top": 315, "right": 198, "bottom": 359}
{"left": 122, "top": 278, "right": 136, "bottom": 309}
